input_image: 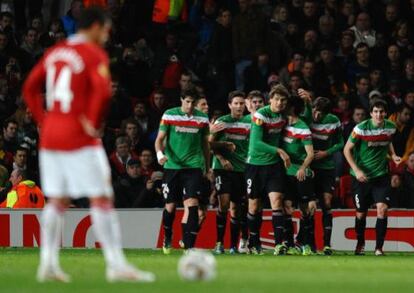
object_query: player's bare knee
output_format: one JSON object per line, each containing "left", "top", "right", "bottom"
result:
{"left": 165, "top": 202, "right": 176, "bottom": 213}
{"left": 376, "top": 203, "right": 388, "bottom": 218}
{"left": 184, "top": 197, "right": 199, "bottom": 207}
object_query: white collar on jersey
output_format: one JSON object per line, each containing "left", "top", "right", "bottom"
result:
{"left": 67, "top": 33, "right": 88, "bottom": 44}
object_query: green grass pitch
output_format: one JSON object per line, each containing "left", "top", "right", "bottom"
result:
{"left": 0, "top": 248, "right": 413, "bottom": 293}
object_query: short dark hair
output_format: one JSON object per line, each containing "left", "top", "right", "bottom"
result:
{"left": 3, "top": 118, "right": 17, "bottom": 130}
{"left": 77, "top": 6, "right": 110, "bottom": 30}
{"left": 228, "top": 90, "right": 245, "bottom": 103}
{"left": 356, "top": 74, "right": 369, "bottom": 83}
{"left": 356, "top": 42, "right": 369, "bottom": 51}
{"left": 0, "top": 12, "right": 13, "bottom": 20}
{"left": 312, "top": 97, "right": 331, "bottom": 114}
{"left": 287, "top": 96, "right": 305, "bottom": 116}
{"left": 15, "top": 146, "right": 28, "bottom": 154}
{"left": 369, "top": 98, "right": 388, "bottom": 113}
{"left": 181, "top": 87, "right": 199, "bottom": 101}
{"left": 269, "top": 84, "right": 290, "bottom": 100}
{"left": 247, "top": 90, "right": 264, "bottom": 101}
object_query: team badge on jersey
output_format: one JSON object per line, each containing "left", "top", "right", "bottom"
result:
{"left": 254, "top": 118, "right": 263, "bottom": 126}
{"left": 98, "top": 63, "right": 109, "bottom": 78}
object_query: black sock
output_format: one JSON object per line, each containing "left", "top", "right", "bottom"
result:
{"left": 323, "top": 210, "right": 333, "bottom": 247}
{"left": 240, "top": 214, "right": 249, "bottom": 240}
{"left": 185, "top": 206, "right": 199, "bottom": 249}
{"left": 272, "top": 209, "right": 284, "bottom": 245}
{"left": 355, "top": 217, "right": 366, "bottom": 246}
{"left": 230, "top": 217, "right": 240, "bottom": 248}
{"left": 284, "top": 215, "right": 294, "bottom": 247}
{"left": 162, "top": 209, "right": 175, "bottom": 243}
{"left": 309, "top": 215, "right": 315, "bottom": 250}
{"left": 216, "top": 211, "right": 227, "bottom": 243}
{"left": 181, "top": 222, "right": 187, "bottom": 244}
{"left": 375, "top": 217, "right": 388, "bottom": 250}
{"left": 302, "top": 215, "right": 311, "bottom": 246}
{"left": 296, "top": 218, "right": 304, "bottom": 245}
{"left": 247, "top": 213, "right": 260, "bottom": 248}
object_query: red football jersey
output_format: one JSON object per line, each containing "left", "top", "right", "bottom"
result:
{"left": 23, "top": 34, "right": 111, "bottom": 150}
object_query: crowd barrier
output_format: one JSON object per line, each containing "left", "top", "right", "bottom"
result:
{"left": 1, "top": 209, "right": 414, "bottom": 251}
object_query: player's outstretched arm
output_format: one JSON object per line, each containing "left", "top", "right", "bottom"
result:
{"left": 155, "top": 130, "right": 168, "bottom": 165}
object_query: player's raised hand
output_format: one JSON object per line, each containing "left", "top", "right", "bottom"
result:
{"left": 277, "top": 148, "right": 291, "bottom": 169}
{"left": 297, "top": 88, "right": 312, "bottom": 102}
{"left": 392, "top": 154, "right": 402, "bottom": 165}
{"left": 355, "top": 169, "right": 368, "bottom": 182}
{"left": 209, "top": 122, "right": 226, "bottom": 134}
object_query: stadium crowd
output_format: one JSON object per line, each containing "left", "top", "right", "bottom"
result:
{"left": 1, "top": 0, "right": 414, "bottom": 209}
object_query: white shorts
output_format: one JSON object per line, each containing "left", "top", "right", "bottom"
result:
{"left": 39, "top": 145, "right": 113, "bottom": 199}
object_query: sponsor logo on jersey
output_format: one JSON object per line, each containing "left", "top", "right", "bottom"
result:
{"left": 176, "top": 126, "right": 199, "bottom": 133}
{"left": 367, "top": 141, "right": 390, "bottom": 147}
{"left": 312, "top": 133, "right": 329, "bottom": 140}
{"left": 225, "top": 133, "right": 247, "bottom": 140}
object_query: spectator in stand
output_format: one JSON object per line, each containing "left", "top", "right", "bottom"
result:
{"left": 269, "top": 4, "right": 289, "bottom": 36}
{"left": 336, "top": 30, "right": 355, "bottom": 68}
{"left": 20, "top": 27, "right": 44, "bottom": 72}
{"left": 189, "top": 0, "right": 217, "bottom": 52}
{"left": 336, "top": 0, "right": 355, "bottom": 32}
{"left": 401, "top": 58, "right": 414, "bottom": 95}
{"left": 148, "top": 88, "right": 167, "bottom": 123}
{"left": 299, "top": 0, "right": 320, "bottom": 32}
{"left": 105, "top": 78, "right": 132, "bottom": 129}
{"left": 244, "top": 51, "right": 271, "bottom": 93}
{"left": 121, "top": 118, "right": 142, "bottom": 153}
{"left": 278, "top": 50, "right": 305, "bottom": 86}
{"left": 301, "top": 60, "right": 316, "bottom": 92}
{"left": 350, "top": 74, "right": 370, "bottom": 110}
{"left": 134, "top": 171, "right": 164, "bottom": 208}
{"left": 318, "top": 14, "right": 336, "bottom": 47}
{"left": 232, "top": 0, "right": 266, "bottom": 90}
{"left": 0, "top": 12, "right": 18, "bottom": 49}
{"left": 347, "top": 42, "right": 370, "bottom": 85}
{"left": 288, "top": 71, "right": 304, "bottom": 96}
{"left": 61, "top": 0, "right": 84, "bottom": 36}
{"left": 3, "top": 118, "right": 18, "bottom": 154}
{"left": 382, "top": 44, "right": 402, "bottom": 81}
{"left": 0, "top": 77, "right": 16, "bottom": 124}
{"left": 0, "top": 168, "right": 44, "bottom": 208}
{"left": 343, "top": 105, "right": 367, "bottom": 141}
{"left": 388, "top": 104, "right": 413, "bottom": 158}
{"left": 109, "top": 136, "right": 139, "bottom": 180}
{"left": 0, "top": 135, "right": 13, "bottom": 171}
{"left": 369, "top": 67, "right": 385, "bottom": 92}
{"left": 392, "top": 20, "right": 414, "bottom": 58}
{"left": 332, "top": 93, "right": 352, "bottom": 127}
{"left": 378, "top": 3, "right": 399, "bottom": 40}
{"left": 315, "top": 45, "right": 347, "bottom": 98}
{"left": 40, "top": 18, "right": 65, "bottom": 48}
{"left": 208, "top": 8, "right": 234, "bottom": 105}
{"left": 401, "top": 152, "right": 414, "bottom": 208}
{"left": 118, "top": 45, "right": 152, "bottom": 99}
{"left": 0, "top": 31, "right": 10, "bottom": 68}
{"left": 132, "top": 100, "right": 158, "bottom": 146}
{"left": 349, "top": 12, "right": 376, "bottom": 48}
{"left": 113, "top": 158, "right": 145, "bottom": 208}
{"left": 301, "top": 29, "right": 319, "bottom": 61}
{"left": 139, "top": 149, "right": 156, "bottom": 181}
{"left": 12, "top": 146, "right": 28, "bottom": 173}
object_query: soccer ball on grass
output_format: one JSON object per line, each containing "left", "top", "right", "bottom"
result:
{"left": 177, "top": 249, "right": 217, "bottom": 281}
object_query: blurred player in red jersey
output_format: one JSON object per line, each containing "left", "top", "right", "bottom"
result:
{"left": 23, "top": 7, "right": 155, "bottom": 283}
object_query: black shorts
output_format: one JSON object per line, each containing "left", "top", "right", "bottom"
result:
{"left": 162, "top": 168, "right": 203, "bottom": 204}
{"left": 352, "top": 175, "right": 391, "bottom": 212}
{"left": 314, "top": 169, "right": 336, "bottom": 197}
{"left": 214, "top": 170, "right": 245, "bottom": 203}
{"left": 284, "top": 175, "right": 315, "bottom": 204}
{"left": 245, "top": 162, "right": 285, "bottom": 199}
